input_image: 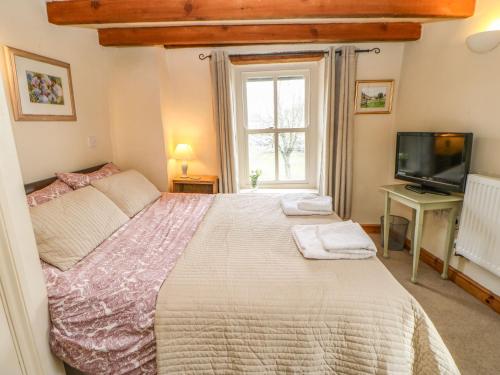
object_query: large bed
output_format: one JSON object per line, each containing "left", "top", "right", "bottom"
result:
{"left": 26, "top": 167, "right": 459, "bottom": 375}
{"left": 155, "top": 194, "right": 457, "bottom": 374}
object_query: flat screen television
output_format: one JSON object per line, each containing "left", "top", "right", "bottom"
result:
{"left": 395, "top": 132, "right": 473, "bottom": 194}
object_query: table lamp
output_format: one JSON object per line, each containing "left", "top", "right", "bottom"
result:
{"left": 173, "top": 144, "right": 194, "bottom": 178}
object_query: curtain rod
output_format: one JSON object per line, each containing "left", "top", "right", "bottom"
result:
{"left": 198, "top": 47, "right": 380, "bottom": 61}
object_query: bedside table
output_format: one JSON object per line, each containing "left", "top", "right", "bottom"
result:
{"left": 172, "top": 176, "right": 219, "bottom": 194}
{"left": 380, "top": 184, "right": 463, "bottom": 284}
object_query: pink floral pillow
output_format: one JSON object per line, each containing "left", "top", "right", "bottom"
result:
{"left": 27, "top": 180, "right": 73, "bottom": 207}
{"left": 56, "top": 163, "right": 121, "bottom": 190}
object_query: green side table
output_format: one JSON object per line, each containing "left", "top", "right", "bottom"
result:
{"left": 380, "top": 184, "right": 463, "bottom": 283}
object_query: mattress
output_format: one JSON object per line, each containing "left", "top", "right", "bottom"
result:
{"left": 155, "top": 194, "right": 459, "bottom": 374}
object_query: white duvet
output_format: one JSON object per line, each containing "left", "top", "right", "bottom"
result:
{"left": 155, "top": 194, "right": 459, "bottom": 374}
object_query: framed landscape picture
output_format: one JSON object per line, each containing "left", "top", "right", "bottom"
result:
{"left": 4, "top": 47, "right": 76, "bottom": 121}
{"left": 355, "top": 80, "right": 394, "bottom": 114}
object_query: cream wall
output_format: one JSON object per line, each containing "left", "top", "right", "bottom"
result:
{"left": 163, "top": 48, "right": 218, "bottom": 185}
{"left": 351, "top": 44, "right": 405, "bottom": 223}
{"left": 395, "top": 0, "right": 500, "bottom": 294}
{"left": 0, "top": 0, "right": 115, "bottom": 184}
{"left": 163, "top": 43, "right": 405, "bottom": 220}
{"left": 108, "top": 47, "right": 168, "bottom": 191}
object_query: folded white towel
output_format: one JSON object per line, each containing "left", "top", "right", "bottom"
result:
{"left": 317, "top": 221, "right": 377, "bottom": 254}
{"left": 292, "top": 223, "right": 376, "bottom": 260}
{"left": 297, "top": 196, "right": 332, "bottom": 212}
{"left": 282, "top": 193, "right": 319, "bottom": 201}
{"left": 281, "top": 194, "right": 333, "bottom": 216}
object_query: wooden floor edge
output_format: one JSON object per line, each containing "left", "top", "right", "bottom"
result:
{"left": 361, "top": 224, "right": 500, "bottom": 314}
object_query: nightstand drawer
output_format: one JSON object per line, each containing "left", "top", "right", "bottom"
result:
{"left": 172, "top": 176, "right": 219, "bottom": 194}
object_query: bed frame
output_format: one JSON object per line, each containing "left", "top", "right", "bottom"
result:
{"left": 24, "top": 164, "right": 107, "bottom": 194}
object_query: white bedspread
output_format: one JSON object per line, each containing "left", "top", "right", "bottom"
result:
{"left": 155, "top": 194, "right": 459, "bottom": 374}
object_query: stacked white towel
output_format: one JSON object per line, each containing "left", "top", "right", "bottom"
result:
{"left": 292, "top": 220, "right": 377, "bottom": 260}
{"left": 280, "top": 194, "right": 333, "bottom": 216}
{"left": 297, "top": 196, "right": 332, "bottom": 212}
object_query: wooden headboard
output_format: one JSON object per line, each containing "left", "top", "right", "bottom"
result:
{"left": 24, "top": 164, "right": 108, "bottom": 194}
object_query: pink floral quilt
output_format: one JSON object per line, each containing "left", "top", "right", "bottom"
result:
{"left": 43, "top": 193, "right": 214, "bottom": 374}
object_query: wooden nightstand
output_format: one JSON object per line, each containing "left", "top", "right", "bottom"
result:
{"left": 172, "top": 176, "right": 219, "bottom": 194}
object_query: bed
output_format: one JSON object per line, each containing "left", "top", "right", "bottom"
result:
{"left": 26, "top": 167, "right": 459, "bottom": 375}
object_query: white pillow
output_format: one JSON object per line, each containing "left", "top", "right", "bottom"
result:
{"left": 91, "top": 170, "right": 161, "bottom": 218}
{"left": 30, "top": 186, "right": 129, "bottom": 271}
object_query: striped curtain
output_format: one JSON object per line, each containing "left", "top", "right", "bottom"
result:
{"left": 322, "top": 46, "right": 358, "bottom": 219}
{"left": 210, "top": 51, "right": 238, "bottom": 193}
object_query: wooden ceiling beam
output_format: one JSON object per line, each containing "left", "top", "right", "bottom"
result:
{"left": 98, "top": 22, "right": 422, "bottom": 47}
{"left": 47, "top": 0, "right": 476, "bottom": 25}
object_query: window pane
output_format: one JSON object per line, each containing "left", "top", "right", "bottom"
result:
{"left": 278, "top": 132, "right": 305, "bottom": 180}
{"left": 248, "top": 134, "right": 275, "bottom": 181}
{"left": 277, "top": 76, "right": 305, "bottom": 129}
{"left": 246, "top": 78, "right": 274, "bottom": 129}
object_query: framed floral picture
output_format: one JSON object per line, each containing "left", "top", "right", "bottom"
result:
{"left": 355, "top": 80, "right": 394, "bottom": 114}
{"left": 3, "top": 47, "right": 76, "bottom": 121}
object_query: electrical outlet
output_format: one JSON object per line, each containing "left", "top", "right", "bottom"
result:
{"left": 87, "top": 136, "right": 97, "bottom": 149}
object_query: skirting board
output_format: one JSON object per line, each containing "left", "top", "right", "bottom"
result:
{"left": 361, "top": 224, "right": 500, "bottom": 314}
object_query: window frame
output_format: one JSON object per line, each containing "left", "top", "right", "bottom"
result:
{"left": 234, "top": 63, "right": 319, "bottom": 189}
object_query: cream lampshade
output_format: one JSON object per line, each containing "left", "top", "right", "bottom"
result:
{"left": 173, "top": 144, "right": 194, "bottom": 177}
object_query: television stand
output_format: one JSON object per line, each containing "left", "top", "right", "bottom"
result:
{"left": 380, "top": 184, "right": 463, "bottom": 283}
{"left": 405, "top": 184, "right": 450, "bottom": 196}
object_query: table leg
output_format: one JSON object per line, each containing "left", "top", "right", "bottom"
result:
{"left": 441, "top": 206, "right": 458, "bottom": 280}
{"left": 409, "top": 209, "right": 416, "bottom": 255}
{"left": 411, "top": 208, "right": 424, "bottom": 283}
{"left": 383, "top": 192, "right": 391, "bottom": 258}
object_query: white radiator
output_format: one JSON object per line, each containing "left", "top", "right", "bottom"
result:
{"left": 456, "top": 174, "right": 500, "bottom": 277}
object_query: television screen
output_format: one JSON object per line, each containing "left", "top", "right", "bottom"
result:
{"left": 395, "top": 132, "right": 473, "bottom": 193}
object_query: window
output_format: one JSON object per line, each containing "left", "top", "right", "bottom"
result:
{"left": 235, "top": 64, "right": 319, "bottom": 189}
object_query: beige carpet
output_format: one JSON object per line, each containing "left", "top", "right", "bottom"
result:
{"left": 372, "top": 234, "right": 500, "bottom": 375}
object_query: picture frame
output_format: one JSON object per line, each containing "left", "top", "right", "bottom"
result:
{"left": 355, "top": 80, "right": 394, "bottom": 115}
{"left": 3, "top": 46, "right": 76, "bottom": 121}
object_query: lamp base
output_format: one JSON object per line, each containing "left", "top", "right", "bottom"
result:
{"left": 181, "top": 161, "right": 188, "bottom": 177}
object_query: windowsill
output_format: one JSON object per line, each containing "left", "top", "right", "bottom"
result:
{"left": 239, "top": 188, "right": 319, "bottom": 194}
